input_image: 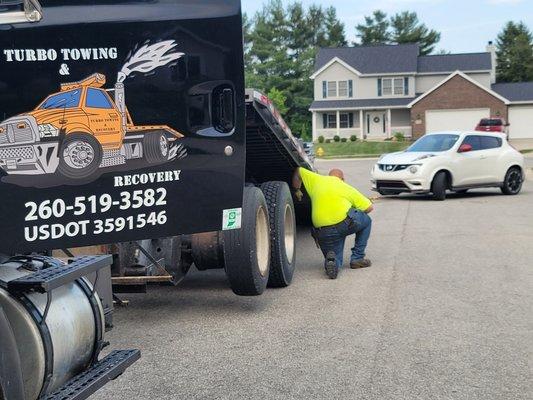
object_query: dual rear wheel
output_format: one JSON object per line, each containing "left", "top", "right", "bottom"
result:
{"left": 223, "top": 182, "right": 296, "bottom": 296}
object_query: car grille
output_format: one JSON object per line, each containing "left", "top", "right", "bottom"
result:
{"left": 0, "top": 122, "right": 35, "bottom": 144}
{"left": 0, "top": 146, "right": 34, "bottom": 160}
{"left": 376, "top": 180, "right": 409, "bottom": 190}
{"left": 378, "top": 164, "right": 409, "bottom": 172}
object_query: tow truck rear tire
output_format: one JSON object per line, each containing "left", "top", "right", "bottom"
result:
{"left": 223, "top": 186, "right": 270, "bottom": 296}
{"left": 57, "top": 133, "right": 102, "bottom": 179}
{"left": 260, "top": 181, "right": 296, "bottom": 288}
{"left": 144, "top": 132, "right": 169, "bottom": 164}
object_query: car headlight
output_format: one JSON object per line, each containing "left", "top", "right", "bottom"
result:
{"left": 38, "top": 124, "right": 60, "bottom": 138}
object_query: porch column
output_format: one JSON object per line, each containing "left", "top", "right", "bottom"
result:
{"left": 359, "top": 109, "right": 364, "bottom": 140}
{"left": 387, "top": 108, "right": 392, "bottom": 139}
{"left": 311, "top": 111, "right": 317, "bottom": 142}
{"left": 336, "top": 110, "right": 340, "bottom": 137}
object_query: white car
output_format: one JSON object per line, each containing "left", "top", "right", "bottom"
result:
{"left": 371, "top": 131, "right": 525, "bottom": 200}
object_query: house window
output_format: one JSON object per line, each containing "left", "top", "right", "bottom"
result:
{"left": 339, "top": 113, "right": 354, "bottom": 128}
{"left": 323, "top": 113, "right": 337, "bottom": 129}
{"left": 380, "top": 77, "right": 406, "bottom": 96}
{"left": 327, "top": 81, "right": 337, "bottom": 97}
{"left": 393, "top": 78, "right": 404, "bottom": 95}
{"left": 338, "top": 81, "right": 348, "bottom": 97}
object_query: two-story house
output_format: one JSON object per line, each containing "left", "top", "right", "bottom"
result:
{"left": 310, "top": 43, "right": 533, "bottom": 142}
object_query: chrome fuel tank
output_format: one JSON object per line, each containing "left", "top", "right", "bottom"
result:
{"left": 0, "top": 259, "right": 104, "bottom": 400}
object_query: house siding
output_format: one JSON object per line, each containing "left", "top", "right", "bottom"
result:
{"left": 410, "top": 74, "right": 508, "bottom": 139}
{"left": 313, "top": 62, "right": 358, "bottom": 100}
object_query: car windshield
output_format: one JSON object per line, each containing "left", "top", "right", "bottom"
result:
{"left": 406, "top": 134, "right": 460, "bottom": 152}
{"left": 39, "top": 89, "right": 81, "bottom": 109}
{"left": 480, "top": 119, "right": 503, "bottom": 126}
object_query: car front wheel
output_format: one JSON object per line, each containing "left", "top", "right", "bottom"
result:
{"left": 501, "top": 167, "right": 523, "bottom": 195}
{"left": 431, "top": 171, "right": 448, "bottom": 201}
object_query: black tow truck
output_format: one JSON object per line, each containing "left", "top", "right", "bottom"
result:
{"left": 0, "top": 1, "right": 313, "bottom": 399}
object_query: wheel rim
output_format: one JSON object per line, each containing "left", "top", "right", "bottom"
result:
{"left": 507, "top": 170, "right": 522, "bottom": 193}
{"left": 160, "top": 135, "right": 169, "bottom": 157}
{"left": 63, "top": 140, "right": 96, "bottom": 169}
{"left": 283, "top": 203, "right": 295, "bottom": 263}
{"left": 255, "top": 206, "right": 269, "bottom": 277}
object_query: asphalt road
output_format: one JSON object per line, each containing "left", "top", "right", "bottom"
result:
{"left": 95, "top": 158, "right": 533, "bottom": 400}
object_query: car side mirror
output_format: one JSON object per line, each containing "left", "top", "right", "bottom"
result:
{"left": 458, "top": 144, "right": 473, "bottom": 153}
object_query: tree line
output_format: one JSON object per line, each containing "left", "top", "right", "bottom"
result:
{"left": 244, "top": 1, "right": 533, "bottom": 141}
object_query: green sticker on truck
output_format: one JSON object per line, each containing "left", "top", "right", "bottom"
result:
{"left": 223, "top": 208, "right": 242, "bottom": 230}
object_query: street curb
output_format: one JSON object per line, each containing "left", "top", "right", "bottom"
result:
{"left": 317, "top": 157, "right": 379, "bottom": 162}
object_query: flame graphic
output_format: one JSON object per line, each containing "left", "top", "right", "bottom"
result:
{"left": 117, "top": 40, "right": 184, "bottom": 83}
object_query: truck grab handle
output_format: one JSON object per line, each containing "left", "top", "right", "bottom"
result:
{"left": 0, "top": 0, "right": 42, "bottom": 25}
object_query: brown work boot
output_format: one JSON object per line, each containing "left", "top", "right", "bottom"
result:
{"left": 350, "top": 259, "right": 372, "bottom": 269}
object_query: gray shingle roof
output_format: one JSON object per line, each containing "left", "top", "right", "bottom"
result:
{"left": 314, "top": 44, "right": 420, "bottom": 74}
{"left": 491, "top": 82, "right": 533, "bottom": 102}
{"left": 309, "top": 97, "right": 417, "bottom": 110}
{"left": 418, "top": 53, "right": 492, "bottom": 73}
{"left": 314, "top": 44, "right": 493, "bottom": 76}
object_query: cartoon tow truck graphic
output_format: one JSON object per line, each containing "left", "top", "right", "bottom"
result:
{"left": 0, "top": 41, "right": 186, "bottom": 182}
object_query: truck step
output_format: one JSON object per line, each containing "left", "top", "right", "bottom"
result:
{"left": 8, "top": 255, "right": 113, "bottom": 293}
{"left": 45, "top": 349, "right": 141, "bottom": 400}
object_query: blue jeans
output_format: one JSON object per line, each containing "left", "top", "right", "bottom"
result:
{"left": 316, "top": 208, "right": 372, "bottom": 268}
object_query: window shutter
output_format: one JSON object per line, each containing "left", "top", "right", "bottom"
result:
{"left": 322, "top": 114, "right": 328, "bottom": 128}
{"left": 348, "top": 80, "right": 353, "bottom": 98}
{"left": 322, "top": 81, "right": 327, "bottom": 98}
{"left": 377, "top": 78, "right": 382, "bottom": 97}
{"left": 404, "top": 77, "right": 409, "bottom": 96}
{"left": 349, "top": 113, "right": 354, "bottom": 128}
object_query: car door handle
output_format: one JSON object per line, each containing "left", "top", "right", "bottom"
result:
{"left": 0, "top": 0, "right": 42, "bottom": 24}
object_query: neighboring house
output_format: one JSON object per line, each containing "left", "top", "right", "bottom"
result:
{"left": 309, "top": 43, "right": 533, "bottom": 142}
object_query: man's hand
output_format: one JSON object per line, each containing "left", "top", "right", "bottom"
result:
{"left": 294, "top": 189, "right": 304, "bottom": 202}
{"left": 365, "top": 205, "right": 374, "bottom": 213}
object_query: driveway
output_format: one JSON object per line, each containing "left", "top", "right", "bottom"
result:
{"left": 94, "top": 159, "right": 532, "bottom": 400}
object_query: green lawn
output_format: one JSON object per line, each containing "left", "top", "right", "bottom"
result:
{"left": 315, "top": 141, "right": 410, "bottom": 159}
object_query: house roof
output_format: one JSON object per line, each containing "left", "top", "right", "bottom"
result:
{"left": 313, "top": 44, "right": 420, "bottom": 75}
{"left": 313, "top": 44, "right": 493, "bottom": 78}
{"left": 491, "top": 82, "right": 533, "bottom": 103}
{"left": 309, "top": 97, "right": 417, "bottom": 111}
{"left": 417, "top": 53, "right": 491, "bottom": 73}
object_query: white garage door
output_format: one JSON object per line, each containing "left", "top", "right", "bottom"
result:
{"left": 426, "top": 108, "right": 490, "bottom": 133}
{"left": 509, "top": 106, "right": 533, "bottom": 139}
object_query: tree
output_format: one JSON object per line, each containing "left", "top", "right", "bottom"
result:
{"left": 267, "top": 87, "right": 288, "bottom": 114}
{"left": 496, "top": 21, "right": 533, "bottom": 83}
{"left": 390, "top": 11, "right": 440, "bottom": 55}
{"left": 244, "top": 1, "right": 347, "bottom": 141}
{"left": 354, "top": 10, "right": 441, "bottom": 54}
{"left": 356, "top": 10, "right": 390, "bottom": 45}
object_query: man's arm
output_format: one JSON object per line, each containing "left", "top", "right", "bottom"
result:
{"left": 292, "top": 168, "right": 302, "bottom": 190}
{"left": 344, "top": 183, "right": 373, "bottom": 213}
{"left": 292, "top": 168, "right": 304, "bottom": 202}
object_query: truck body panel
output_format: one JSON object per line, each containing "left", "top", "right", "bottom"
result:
{"left": 0, "top": 0, "right": 247, "bottom": 254}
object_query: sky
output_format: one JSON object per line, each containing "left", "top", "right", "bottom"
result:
{"left": 242, "top": 0, "right": 533, "bottom": 53}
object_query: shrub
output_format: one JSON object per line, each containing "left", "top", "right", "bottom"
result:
{"left": 325, "top": 139, "right": 332, "bottom": 143}
{"left": 318, "top": 135, "right": 325, "bottom": 143}
{"left": 341, "top": 138, "right": 348, "bottom": 142}
{"left": 350, "top": 135, "right": 357, "bottom": 142}
{"left": 333, "top": 135, "right": 340, "bottom": 142}
{"left": 394, "top": 132, "right": 405, "bottom": 142}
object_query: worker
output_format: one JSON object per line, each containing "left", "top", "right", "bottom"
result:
{"left": 293, "top": 167, "right": 374, "bottom": 279}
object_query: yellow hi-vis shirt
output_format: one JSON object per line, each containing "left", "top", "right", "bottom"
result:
{"left": 299, "top": 167, "right": 372, "bottom": 228}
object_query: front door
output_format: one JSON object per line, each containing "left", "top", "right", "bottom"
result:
{"left": 454, "top": 135, "right": 493, "bottom": 186}
{"left": 366, "top": 111, "right": 386, "bottom": 137}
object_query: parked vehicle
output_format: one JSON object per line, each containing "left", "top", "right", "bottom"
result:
{"left": 0, "top": 1, "right": 313, "bottom": 398}
{"left": 475, "top": 117, "right": 509, "bottom": 137}
{"left": 371, "top": 131, "right": 525, "bottom": 200}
